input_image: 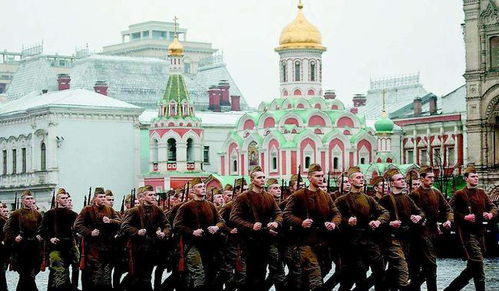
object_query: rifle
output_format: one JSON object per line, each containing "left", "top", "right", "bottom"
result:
{"left": 50, "top": 189, "right": 56, "bottom": 209}
{"left": 131, "top": 188, "right": 136, "bottom": 208}
{"left": 13, "top": 192, "right": 18, "bottom": 210}
{"left": 409, "top": 173, "right": 413, "bottom": 193}
{"left": 327, "top": 171, "right": 331, "bottom": 192}
{"left": 280, "top": 178, "right": 285, "bottom": 203}
{"left": 87, "top": 187, "right": 92, "bottom": 206}
{"left": 382, "top": 178, "right": 385, "bottom": 195}
{"left": 120, "top": 196, "right": 125, "bottom": 213}
{"left": 297, "top": 165, "right": 303, "bottom": 190}
{"left": 340, "top": 173, "right": 344, "bottom": 196}
{"left": 83, "top": 196, "right": 87, "bottom": 207}
{"left": 211, "top": 188, "right": 214, "bottom": 202}
{"left": 232, "top": 178, "right": 237, "bottom": 199}
{"left": 184, "top": 182, "right": 190, "bottom": 202}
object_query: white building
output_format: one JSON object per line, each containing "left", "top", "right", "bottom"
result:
{"left": 0, "top": 89, "right": 143, "bottom": 210}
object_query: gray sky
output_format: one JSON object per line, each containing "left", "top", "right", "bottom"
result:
{"left": 0, "top": 0, "right": 465, "bottom": 107}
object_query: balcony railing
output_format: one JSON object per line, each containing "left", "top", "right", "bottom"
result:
{"left": 0, "top": 170, "right": 58, "bottom": 188}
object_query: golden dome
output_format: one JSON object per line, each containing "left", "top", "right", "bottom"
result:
{"left": 276, "top": 2, "right": 326, "bottom": 51}
{"left": 168, "top": 35, "right": 184, "bottom": 57}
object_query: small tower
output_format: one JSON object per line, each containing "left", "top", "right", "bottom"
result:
{"left": 150, "top": 17, "right": 204, "bottom": 173}
{"left": 374, "top": 90, "right": 396, "bottom": 163}
{"left": 275, "top": 0, "right": 326, "bottom": 98}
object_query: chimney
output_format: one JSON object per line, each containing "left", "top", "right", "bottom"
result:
{"left": 352, "top": 94, "right": 367, "bottom": 107}
{"left": 413, "top": 97, "right": 422, "bottom": 116}
{"left": 429, "top": 95, "right": 437, "bottom": 115}
{"left": 218, "top": 80, "right": 230, "bottom": 106}
{"left": 350, "top": 107, "right": 359, "bottom": 114}
{"left": 57, "top": 74, "right": 71, "bottom": 91}
{"left": 208, "top": 86, "right": 221, "bottom": 112}
{"left": 324, "top": 90, "right": 336, "bottom": 99}
{"left": 94, "top": 81, "right": 108, "bottom": 96}
{"left": 230, "top": 95, "right": 241, "bottom": 111}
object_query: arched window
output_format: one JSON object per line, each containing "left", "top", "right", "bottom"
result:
{"left": 167, "top": 138, "right": 177, "bottom": 161}
{"left": 491, "top": 36, "right": 499, "bottom": 69}
{"left": 232, "top": 160, "right": 238, "bottom": 173}
{"left": 333, "top": 157, "right": 339, "bottom": 170}
{"left": 41, "top": 142, "right": 46, "bottom": 171}
{"left": 310, "top": 61, "right": 316, "bottom": 81}
{"left": 294, "top": 61, "right": 301, "bottom": 82}
{"left": 305, "top": 156, "right": 311, "bottom": 168}
{"left": 186, "top": 138, "right": 193, "bottom": 161}
{"left": 152, "top": 139, "right": 158, "bottom": 162}
{"left": 282, "top": 62, "right": 287, "bottom": 82}
{"left": 360, "top": 157, "right": 366, "bottom": 164}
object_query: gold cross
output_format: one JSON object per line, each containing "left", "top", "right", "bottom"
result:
{"left": 173, "top": 16, "right": 178, "bottom": 34}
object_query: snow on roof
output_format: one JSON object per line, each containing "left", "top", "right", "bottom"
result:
{"left": 0, "top": 89, "right": 141, "bottom": 116}
{"left": 139, "top": 108, "right": 246, "bottom": 126}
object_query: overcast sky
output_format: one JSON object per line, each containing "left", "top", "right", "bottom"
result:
{"left": 0, "top": 0, "right": 465, "bottom": 107}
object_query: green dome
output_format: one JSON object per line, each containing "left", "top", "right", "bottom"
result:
{"left": 375, "top": 112, "right": 394, "bottom": 133}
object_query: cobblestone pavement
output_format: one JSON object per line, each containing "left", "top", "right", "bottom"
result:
{"left": 5, "top": 258, "right": 499, "bottom": 290}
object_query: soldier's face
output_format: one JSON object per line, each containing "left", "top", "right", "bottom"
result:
{"left": 57, "top": 194, "right": 69, "bottom": 207}
{"left": 251, "top": 172, "right": 266, "bottom": 188}
{"left": 308, "top": 171, "right": 324, "bottom": 188}
{"left": 67, "top": 198, "right": 73, "bottom": 209}
{"left": 223, "top": 191, "right": 233, "bottom": 202}
{"left": 193, "top": 183, "right": 206, "bottom": 197}
{"left": 143, "top": 191, "right": 156, "bottom": 205}
{"left": 421, "top": 173, "right": 435, "bottom": 187}
{"left": 465, "top": 173, "right": 479, "bottom": 187}
{"left": 391, "top": 174, "right": 406, "bottom": 190}
{"left": 268, "top": 184, "right": 281, "bottom": 198}
{"left": 95, "top": 194, "right": 107, "bottom": 206}
{"left": 410, "top": 180, "right": 421, "bottom": 191}
{"left": 105, "top": 195, "right": 114, "bottom": 207}
{"left": 214, "top": 194, "right": 224, "bottom": 205}
{"left": 349, "top": 173, "right": 364, "bottom": 189}
{"left": 22, "top": 195, "right": 35, "bottom": 208}
{"left": 337, "top": 178, "right": 351, "bottom": 191}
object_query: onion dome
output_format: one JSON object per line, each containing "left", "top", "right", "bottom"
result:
{"left": 168, "top": 35, "right": 184, "bottom": 56}
{"left": 375, "top": 111, "right": 394, "bottom": 134}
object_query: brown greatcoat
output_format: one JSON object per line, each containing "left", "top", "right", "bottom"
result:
{"left": 409, "top": 186, "right": 453, "bottom": 237}
{"left": 173, "top": 200, "right": 224, "bottom": 244}
{"left": 379, "top": 192, "right": 424, "bottom": 237}
{"left": 229, "top": 190, "right": 283, "bottom": 232}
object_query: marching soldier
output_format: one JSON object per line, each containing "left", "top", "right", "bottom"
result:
{"left": 329, "top": 173, "right": 351, "bottom": 202}
{"left": 230, "top": 166, "right": 283, "bottom": 290}
{"left": 408, "top": 166, "right": 453, "bottom": 291}
{"left": 65, "top": 195, "right": 80, "bottom": 291}
{"left": 74, "top": 187, "right": 121, "bottom": 291}
{"left": 0, "top": 202, "right": 9, "bottom": 291}
{"left": 283, "top": 164, "right": 341, "bottom": 290}
{"left": 222, "top": 184, "right": 234, "bottom": 204}
{"left": 105, "top": 190, "right": 115, "bottom": 208}
{"left": 4, "top": 190, "right": 43, "bottom": 291}
{"left": 378, "top": 169, "right": 424, "bottom": 290}
{"left": 406, "top": 172, "right": 420, "bottom": 193}
{"left": 370, "top": 176, "right": 387, "bottom": 202}
{"left": 334, "top": 166, "right": 389, "bottom": 291}
{"left": 39, "top": 188, "right": 79, "bottom": 291}
{"left": 173, "top": 177, "right": 225, "bottom": 290}
{"left": 121, "top": 185, "right": 170, "bottom": 291}
{"left": 445, "top": 166, "right": 497, "bottom": 291}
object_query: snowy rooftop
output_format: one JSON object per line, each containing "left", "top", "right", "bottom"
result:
{"left": 139, "top": 108, "right": 246, "bottom": 126}
{"left": 0, "top": 89, "right": 142, "bottom": 116}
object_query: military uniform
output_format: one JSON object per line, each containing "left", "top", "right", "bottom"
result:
{"left": 0, "top": 214, "right": 8, "bottom": 291}
{"left": 446, "top": 187, "right": 498, "bottom": 291}
{"left": 39, "top": 206, "right": 79, "bottom": 291}
{"left": 283, "top": 188, "right": 341, "bottom": 290}
{"left": 74, "top": 203, "right": 120, "bottom": 291}
{"left": 409, "top": 185, "right": 453, "bottom": 291}
{"left": 229, "top": 188, "right": 283, "bottom": 290}
{"left": 335, "top": 190, "right": 389, "bottom": 291}
{"left": 173, "top": 199, "right": 225, "bottom": 290}
{"left": 379, "top": 190, "right": 424, "bottom": 289}
{"left": 121, "top": 203, "right": 170, "bottom": 291}
{"left": 4, "top": 207, "right": 42, "bottom": 291}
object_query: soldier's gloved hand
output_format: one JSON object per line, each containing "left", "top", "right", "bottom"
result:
{"left": 50, "top": 237, "right": 60, "bottom": 245}
{"left": 230, "top": 228, "right": 238, "bottom": 234}
{"left": 483, "top": 212, "right": 493, "bottom": 221}
{"left": 348, "top": 216, "right": 357, "bottom": 226}
{"left": 464, "top": 214, "right": 475, "bottom": 222}
{"left": 442, "top": 220, "right": 452, "bottom": 229}
{"left": 389, "top": 220, "right": 402, "bottom": 228}
{"left": 253, "top": 222, "right": 262, "bottom": 231}
{"left": 324, "top": 222, "right": 336, "bottom": 231}
{"left": 208, "top": 226, "right": 219, "bottom": 234}
{"left": 91, "top": 229, "right": 100, "bottom": 237}
{"left": 36, "top": 235, "right": 43, "bottom": 242}
{"left": 302, "top": 219, "right": 313, "bottom": 228}
{"left": 267, "top": 221, "right": 278, "bottom": 229}
{"left": 15, "top": 235, "right": 23, "bottom": 243}
{"left": 103, "top": 216, "right": 111, "bottom": 224}
{"left": 369, "top": 220, "right": 381, "bottom": 229}
{"left": 193, "top": 229, "right": 204, "bottom": 237}
{"left": 138, "top": 229, "right": 147, "bottom": 236}
{"left": 156, "top": 230, "right": 165, "bottom": 239}
{"left": 410, "top": 215, "right": 422, "bottom": 224}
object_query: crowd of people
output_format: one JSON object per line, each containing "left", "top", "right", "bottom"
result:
{"left": 0, "top": 164, "right": 496, "bottom": 291}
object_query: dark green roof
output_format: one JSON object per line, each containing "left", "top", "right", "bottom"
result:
{"left": 161, "top": 74, "right": 189, "bottom": 104}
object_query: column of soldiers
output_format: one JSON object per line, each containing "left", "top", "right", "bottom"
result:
{"left": 0, "top": 164, "right": 496, "bottom": 291}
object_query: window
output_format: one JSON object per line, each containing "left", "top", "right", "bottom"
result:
{"left": 152, "top": 30, "right": 167, "bottom": 40}
{"left": 131, "top": 32, "right": 141, "bottom": 40}
{"left": 310, "top": 61, "right": 316, "bottom": 81}
{"left": 360, "top": 157, "right": 366, "bottom": 164}
{"left": 333, "top": 157, "right": 339, "bottom": 170}
{"left": 232, "top": 159, "right": 238, "bottom": 173}
{"left": 22, "top": 148, "right": 26, "bottom": 173}
{"left": 271, "top": 151, "right": 278, "bottom": 171}
{"left": 184, "top": 63, "right": 191, "bottom": 74}
{"left": 433, "top": 148, "right": 442, "bottom": 166}
{"left": 491, "top": 36, "right": 499, "bottom": 69}
{"left": 282, "top": 62, "right": 287, "bottom": 82}
{"left": 41, "top": 143, "right": 46, "bottom": 171}
{"left": 152, "top": 140, "right": 158, "bottom": 163}
{"left": 294, "top": 61, "right": 301, "bottom": 81}
{"left": 167, "top": 139, "right": 177, "bottom": 162}
{"left": 2, "top": 150, "right": 6, "bottom": 175}
{"left": 447, "top": 147, "right": 455, "bottom": 166}
{"left": 305, "top": 156, "right": 311, "bottom": 168}
{"left": 203, "top": 146, "right": 210, "bottom": 164}
{"left": 407, "top": 150, "right": 414, "bottom": 164}
{"left": 12, "top": 149, "right": 16, "bottom": 174}
{"left": 186, "top": 138, "right": 193, "bottom": 161}
{"left": 142, "top": 31, "right": 149, "bottom": 37}
{"left": 420, "top": 149, "right": 428, "bottom": 165}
